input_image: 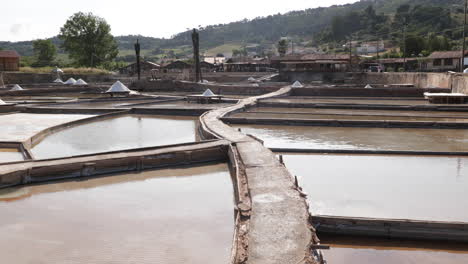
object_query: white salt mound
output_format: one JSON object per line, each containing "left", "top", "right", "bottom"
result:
{"left": 292, "top": 81, "right": 304, "bottom": 88}
{"left": 106, "top": 81, "right": 131, "bottom": 93}
{"left": 73, "top": 79, "right": 88, "bottom": 85}
{"left": 10, "top": 84, "right": 23, "bottom": 91}
{"left": 53, "top": 78, "right": 64, "bottom": 83}
{"left": 202, "top": 89, "right": 215, "bottom": 96}
{"left": 0, "top": 98, "right": 5, "bottom": 105}
{"left": 64, "top": 78, "right": 77, "bottom": 85}
{"left": 365, "top": 84, "right": 373, "bottom": 89}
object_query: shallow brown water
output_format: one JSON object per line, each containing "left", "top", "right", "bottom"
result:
{"left": 320, "top": 234, "right": 468, "bottom": 264}
{"left": 0, "top": 163, "right": 234, "bottom": 264}
{"left": 282, "top": 154, "right": 468, "bottom": 221}
{"left": 234, "top": 124, "right": 468, "bottom": 151}
{"left": 32, "top": 115, "right": 197, "bottom": 159}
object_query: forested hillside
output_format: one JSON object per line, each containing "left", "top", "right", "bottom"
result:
{"left": 0, "top": 0, "right": 464, "bottom": 65}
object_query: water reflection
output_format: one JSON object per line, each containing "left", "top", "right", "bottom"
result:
{"left": 0, "top": 163, "right": 234, "bottom": 264}
{"left": 32, "top": 115, "right": 198, "bottom": 159}
{"left": 282, "top": 154, "right": 468, "bottom": 222}
{"left": 321, "top": 234, "right": 468, "bottom": 264}
{"left": 234, "top": 124, "right": 468, "bottom": 152}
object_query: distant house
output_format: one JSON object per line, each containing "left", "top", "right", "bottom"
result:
{"left": 425, "top": 51, "right": 468, "bottom": 72}
{"left": 204, "top": 56, "right": 226, "bottom": 65}
{"left": 162, "top": 60, "right": 191, "bottom": 73}
{"left": 356, "top": 41, "right": 385, "bottom": 55}
{"left": 0, "top": 50, "right": 20, "bottom": 71}
{"left": 119, "top": 61, "right": 160, "bottom": 75}
{"left": 271, "top": 54, "right": 350, "bottom": 72}
{"left": 363, "top": 58, "right": 419, "bottom": 72}
{"left": 200, "top": 61, "right": 216, "bottom": 72}
{"left": 224, "top": 57, "right": 272, "bottom": 72}
{"left": 161, "top": 60, "right": 216, "bottom": 74}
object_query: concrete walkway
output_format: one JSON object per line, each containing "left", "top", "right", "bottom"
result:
{"left": 200, "top": 87, "right": 318, "bottom": 264}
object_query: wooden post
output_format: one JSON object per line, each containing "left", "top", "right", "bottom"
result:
{"left": 0, "top": 71, "right": 4, "bottom": 88}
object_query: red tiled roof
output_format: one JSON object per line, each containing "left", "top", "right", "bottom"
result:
{"left": 271, "top": 54, "right": 350, "bottom": 62}
{"left": 428, "top": 51, "right": 468, "bottom": 59}
{"left": 0, "top": 50, "right": 20, "bottom": 58}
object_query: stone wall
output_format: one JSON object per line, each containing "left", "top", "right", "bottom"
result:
{"left": 132, "top": 79, "right": 282, "bottom": 95}
{"left": 280, "top": 71, "right": 468, "bottom": 92}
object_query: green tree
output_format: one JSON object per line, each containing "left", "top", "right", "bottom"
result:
{"left": 277, "top": 39, "right": 288, "bottom": 57}
{"left": 401, "top": 34, "right": 425, "bottom": 57}
{"left": 59, "top": 12, "right": 118, "bottom": 67}
{"left": 232, "top": 47, "right": 247, "bottom": 57}
{"left": 32, "top": 39, "right": 57, "bottom": 67}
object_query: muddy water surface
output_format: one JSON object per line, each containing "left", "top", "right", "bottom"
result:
{"left": 282, "top": 154, "right": 468, "bottom": 221}
{"left": 32, "top": 115, "right": 197, "bottom": 159}
{"left": 234, "top": 124, "right": 468, "bottom": 151}
{"left": 0, "top": 163, "right": 233, "bottom": 264}
{"left": 320, "top": 234, "right": 468, "bottom": 264}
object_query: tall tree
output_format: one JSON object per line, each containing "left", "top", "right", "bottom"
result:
{"left": 277, "top": 39, "right": 289, "bottom": 57}
{"left": 59, "top": 12, "right": 118, "bottom": 67}
{"left": 401, "top": 34, "right": 425, "bottom": 57}
{"left": 32, "top": 39, "right": 57, "bottom": 67}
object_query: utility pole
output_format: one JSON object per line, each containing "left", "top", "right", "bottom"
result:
{"left": 134, "top": 39, "right": 141, "bottom": 80}
{"left": 376, "top": 41, "right": 380, "bottom": 60}
{"left": 349, "top": 37, "right": 352, "bottom": 71}
{"left": 403, "top": 23, "right": 407, "bottom": 72}
{"left": 462, "top": 0, "right": 467, "bottom": 72}
{"left": 291, "top": 39, "right": 295, "bottom": 55}
{"left": 191, "top": 29, "right": 202, "bottom": 82}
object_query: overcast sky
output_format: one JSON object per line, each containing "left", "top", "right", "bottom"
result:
{"left": 1, "top": 0, "right": 358, "bottom": 42}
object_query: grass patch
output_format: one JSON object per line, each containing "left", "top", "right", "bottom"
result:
{"left": 204, "top": 43, "right": 242, "bottom": 56}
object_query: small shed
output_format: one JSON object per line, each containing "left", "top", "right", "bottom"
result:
{"left": 0, "top": 50, "right": 20, "bottom": 71}
{"left": 119, "top": 61, "right": 161, "bottom": 75}
{"left": 162, "top": 60, "right": 191, "bottom": 73}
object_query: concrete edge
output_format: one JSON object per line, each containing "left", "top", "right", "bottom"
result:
{"left": 222, "top": 117, "right": 468, "bottom": 129}
{"left": 271, "top": 148, "right": 468, "bottom": 156}
{"left": 0, "top": 140, "right": 229, "bottom": 189}
{"left": 313, "top": 215, "right": 468, "bottom": 242}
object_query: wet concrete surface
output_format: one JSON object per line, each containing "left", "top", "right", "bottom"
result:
{"left": 0, "top": 148, "right": 24, "bottom": 163}
{"left": 246, "top": 107, "right": 468, "bottom": 118}
{"left": 32, "top": 115, "right": 197, "bottom": 159}
{"left": 233, "top": 124, "right": 468, "bottom": 151}
{"left": 282, "top": 154, "right": 468, "bottom": 222}
{"left": 0, "top": 163, "right": 234, "bottom": 264}
{"left": 320, "top": 234, "right": 468, "bottom": 264}
{"left": 262, "top": 98, "right": 435, "bottom": 106}
{"left": 0, "top": 113, "right": 94, "bottom": 142}
{"left": 231, "top": 112, "right": 468, "bottom": 122}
